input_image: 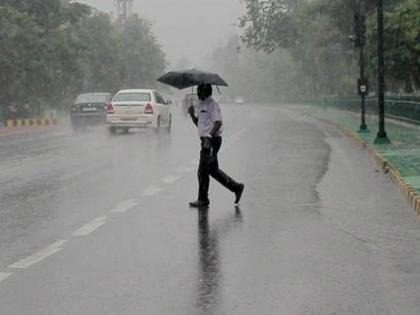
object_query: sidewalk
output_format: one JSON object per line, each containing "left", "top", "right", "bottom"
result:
{"left": 305, "top": 105, "right": 420, "bottom": 214}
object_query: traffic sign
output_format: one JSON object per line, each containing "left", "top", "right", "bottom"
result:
{"left": 358, "top": 78, "right": 368, "bottom": 96}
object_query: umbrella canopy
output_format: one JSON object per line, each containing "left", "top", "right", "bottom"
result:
{"left": 157, "top": 69, "right": 228, "bottom": 90}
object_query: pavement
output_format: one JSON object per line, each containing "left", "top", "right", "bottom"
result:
{"left": 305, "top": 105, "right": 420, "bottom": 212}
{"left": 0, "top": 104, "right": 420, "bottom": 314}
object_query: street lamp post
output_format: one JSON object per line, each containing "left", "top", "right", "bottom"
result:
{"left": 352, "top": 1, "right": 368, "bottom": 133}
{"left": 374, "top": 0, "right": 390, "bottom": 144}
{"left": 356, "top": 0, "right": 368, "bottom": 132}
{"left": 359, "top": 44, "right": 368, "bottom": 132}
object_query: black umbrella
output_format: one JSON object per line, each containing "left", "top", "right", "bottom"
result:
{"left": 157, "top": 69, "right": 228, "bottom": 89}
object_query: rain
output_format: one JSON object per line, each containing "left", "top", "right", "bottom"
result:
{"left": 0, "top": 0, "right": 420, "bottom": 314}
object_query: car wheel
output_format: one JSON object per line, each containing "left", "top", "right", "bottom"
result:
{"left": 123, "top": 127, "right": 129, "bottom": 134}
{"left": 108, "top": 126, "right": 116, "bottom": 135}
{"left": 154, "top": 116, "right": 161, "bottom": 133}
{"left": 167, "top": 114, "right": 172, "bottom": 132}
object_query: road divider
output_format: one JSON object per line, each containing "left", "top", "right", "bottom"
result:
{"left": 73, "top": 217, "right": 107, "bottom": 236}
{"left": 177, "top": 166, "right": 196, "bottom": 173}
{"left": 4, "top": 118, "right": 58, "bottom": 128}
{"left": 0, "top": 273, "right": 12, "bottom": 283}
{"left": 8, "top": 240, "right": 67, "bottom": 269}
{"left": 142, "top": 185, "right": 162, "bottom": 196}
{"left": 110, "top": 200, "right": 138, "bottom": 214}
{"left": 161, "top": 176, "right": 180, "bottom": 184}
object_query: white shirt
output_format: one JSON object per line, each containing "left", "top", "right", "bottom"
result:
{"left": 197, "top": 96, "right": 223, "bottom": 137}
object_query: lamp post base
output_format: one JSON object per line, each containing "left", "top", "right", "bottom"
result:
{"left": 358, "top": 127, "right": 370, "bottom": 134}
{"left": 374, "top": 132, "right": 391, "bottom": 144}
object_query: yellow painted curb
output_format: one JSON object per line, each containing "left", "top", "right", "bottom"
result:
{"left": 3, "top": 118, "right": 58, "bottom": 128}
{"left": 416, "top": 199, "right": 420, "bottom": 216}
{"left": 5, "top": 120, "right": 15, "bottom": 127}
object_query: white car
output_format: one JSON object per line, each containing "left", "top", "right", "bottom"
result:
{"left": 106, "top": 89, "right": 172, "bottom": 133}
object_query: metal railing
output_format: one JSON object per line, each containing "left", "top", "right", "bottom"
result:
{"left": 320, "top": 96, "right": 420, "bottom": 124}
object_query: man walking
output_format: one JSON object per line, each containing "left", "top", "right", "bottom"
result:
{"left": 188, "top": 84, "right": 244, "bottom": 208}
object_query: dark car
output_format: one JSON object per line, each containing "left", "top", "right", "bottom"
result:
{"left": 70, "top": 92, "right": 112, "bottom": 129}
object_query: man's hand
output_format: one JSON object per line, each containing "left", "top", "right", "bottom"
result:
{"left": 187, "top": 105, "right": 195, "bottom": 117}
{"left": 188, "top": 105, "right": 198, "bottom": 126}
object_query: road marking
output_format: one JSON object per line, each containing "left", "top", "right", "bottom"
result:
{"left": 8, "top": 240, "right": 68, "bottom": 269}
{"left": 142, "top": 185, "right": 162, "bottom": 196}
{"left": 177, "top": 166, "right": 196, "bottom": 173}
{"left": 295, "top": 203, "right": 319, "bottom": 207}
{"left": 0, "top": 273, "right": 12, "bottom": 283}
{"left": 73, "top": 217, "right": 107, "bottom": 236}
{"left": 57, "top": 170, "right": 85, "bottom": 182}
{"left": 161, "top": 175, "right": 180, "bottom": 184}
{"left": 110, "top": 200, "right": 138, "bottom": 214}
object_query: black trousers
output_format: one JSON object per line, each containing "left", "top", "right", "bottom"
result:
{"left": 198, "top": 137, "right": 239, "bottom": 202}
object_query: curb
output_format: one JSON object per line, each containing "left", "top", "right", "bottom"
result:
{"left": 315, "top": 116, "right": 420, "bottom": 216}
{"left": 0, "top": 122, "right": 60, "bottom": 137}
{"left": 4, "top": 118, "right": 58, "bottom": 128}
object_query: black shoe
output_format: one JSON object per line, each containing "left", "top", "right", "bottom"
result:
{"left": 189, "top": 200, "right": 210, "bottom": 208}
{"left": 234, "top": 183, "right": 244, "bottom": 204}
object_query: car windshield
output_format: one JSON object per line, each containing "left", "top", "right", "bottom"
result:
{"left": 113, "top": 93, "right": 151, "bottom": 102}
{"left": 75, "top": 93, "right": 110, "bottom": 104}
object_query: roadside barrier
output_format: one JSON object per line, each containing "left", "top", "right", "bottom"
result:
{"left": 316, "top": 95, "right": 420, "bottom": 125}
{"left": 4, "top": 118, "right": 58, "bottom": 128}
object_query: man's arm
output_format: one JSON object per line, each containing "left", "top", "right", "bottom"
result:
{"left": 202, "top": 120, "right": 222, "bottom": 150}
{"left": 208, "top": 121, "right": 222, "bottom": 137}
{"left": 208, "top": 101, "right": 223, "bottom": 137}
{"left": 188, "top": 105, "right": 198, "bottom": 126}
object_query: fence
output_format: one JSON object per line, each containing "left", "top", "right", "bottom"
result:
{"left": 320, "top": 95, "right": 420, "bottom": 124}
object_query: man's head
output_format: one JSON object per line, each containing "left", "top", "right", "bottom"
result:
{"left": 197, "top": 84, "right": 212, "bottom": 101}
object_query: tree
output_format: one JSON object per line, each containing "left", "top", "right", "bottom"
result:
{"left": 210, "top": 35, "right": 300, "bottom": 102}
{"left": 117, "top": 15, "right": 166, "bottom": 89}
{"left": 367, "top": 0, "right": 420, "bottom": 93}
{"left": 0, "top": 2, "right": 167, "bottom": 115}
{"left": 239, "top": 0, "right": 300, "bottom": 53}
{"left": 239, "top": 0, "right": 420, "bottom": 98}
{"left": 0, "top": 6, "right": 42, "bottom": 107}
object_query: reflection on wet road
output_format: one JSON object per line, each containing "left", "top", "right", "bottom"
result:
{"left": 0, "top": 105, "right": 420, "bottom": 314}
{"left": 197, "top": 209, "right": 221, "bottom": 315}
{"left": 196, "top": 207, "right": 242, "bottom": 315}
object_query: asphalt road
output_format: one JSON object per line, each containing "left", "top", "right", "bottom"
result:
{"left": 0, "top": 105, "right": 420, "bottom": 315}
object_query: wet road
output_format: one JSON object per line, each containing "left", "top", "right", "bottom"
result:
{"left": 1, "top": 105, "right": 420, "bottom": 314}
